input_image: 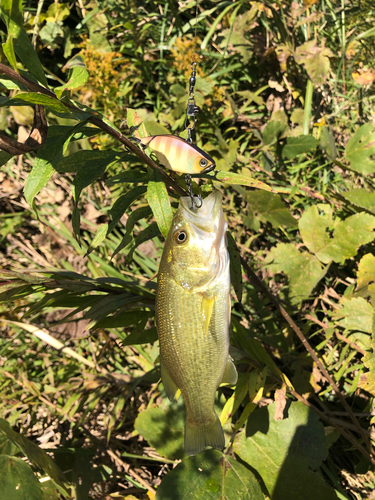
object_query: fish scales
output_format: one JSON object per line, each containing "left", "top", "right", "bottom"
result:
{"left": 155, "top": 191, "right": 237, "bottom": 456}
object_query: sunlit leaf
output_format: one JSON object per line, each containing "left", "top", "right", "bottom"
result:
{"left": 345, "top": 123, "right": 375, "bottom": 175}
{"left": 247, "top": 190, "right": 297, "bottom": 228}
{"left": 147, "top": 170, "right": 173, "bottom": 239}
{"left": 215, "top": 171, "right": 272, "bottom": 191}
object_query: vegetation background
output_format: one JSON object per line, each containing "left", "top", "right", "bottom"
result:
{"left": 0, "top": 0, "right": 375, "bottom": 498}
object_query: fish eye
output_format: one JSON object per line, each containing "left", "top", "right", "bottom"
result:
{"left": 199, "top": 158, "right": 208, "bottom": 168}
{"left": 174, "top": 230, "right": 188, "bottom": 245}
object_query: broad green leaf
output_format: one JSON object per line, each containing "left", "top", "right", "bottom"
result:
{"left": 342, "top": 188, "right": 375, "bottom": 214}
{"left": 299, "top": 205, "right": 330, "bottom": 255}
{"left": 54, "top": 55, "right": 89, "bottom": 97}
{"left": 247, "top": 190, "right": 297, "bottom": 229}
{"left": 345, "top": 123, "right": 375, "bottom": 175}
{"left": 282, "top": 135, "right": 318, "bottom": 159}
{"left": 125, "top": 222, "right": 160, "bottom": 262}
{"left": 0, "top": 455, "right": 42, "bottom": 500}
{"left": 2, "top": 34, "right": 17, "bottom": 71}
{"left": 320, "top": 124, "right": 337, "bottom": 160}
{"left": 318, "top": 213, "right": 375, "bottom": 263}
{"left": 155, "top": 450, "right": 265, "bottom": 500}
{"left": 332, "top": 297, "right": 373, "bottom": 334}
{"left": 24, "top": 122, "right": 88, "bottom": 207}
{"left": 147, "top": 170, "right": 173, "bottom": 239}
{"left": 0, "top": 420, "right": 68, "bottom": 496}
{"left": 295, "top": 40, "right": 333, "bottom": 85}
{"left": 357, "top": 253, "right": 375, "bottom": 291}
{"left": 135, "top": 398, "right": 186, "bottom": 459}
{"left": 227, "top": 231, "right": 243, "bottom": 302}
{"left": 265, "top": 243, "right": 326, "bottom": 303}
{"left": 1, "top": 0, "right": 48, "bottom": 86}
{"left": 0, "top": 435, "right": 19, "bottom": 456}
{"left": 0, "top": 93, "right": 67, "bottom": 114}
{"left": 215, "top": 171, "right": 272, "bottom": 191}
{"left": 108, "top": 186, "right": 148, "bottom": 232}
{"left": 233, "top": 402, "right": 335, "bottom": 500}
{"left": 262, "top": 120, "right": 287, "bottom": 146}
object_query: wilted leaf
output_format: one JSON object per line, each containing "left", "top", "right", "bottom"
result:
{"left": 247, "top": 191, "right": 297, "bottom": 229}
{"left": 345, "top": 123, "right": 375, "bottom": 175}
{"left": 282, "top": 135, "right": 318, "bottom": 159}
{"left": 0, "top": 455, "right": 42, "bottom": 500}
{"left": 156, "top": 450, "right": 265, "bottom": 500}
{"left": 215, "top": 171, "right": 272, "bottom": 191}
{"left": 233, "top": 402, "right": 335, "bottom": 500}
{"left": 265, "top": 243, "right": 326, "bottom": 303}
{"left": 352, "top": 70, "right": 375, "bottom": 85}
{"left": 147, "top": 170, "right": 173, "bottom": 239}
{"left": 295, "top": 40, "right": 334, "bottom": 85}
{"left": 358, "top": 349, "right": 375, "bottom": 396}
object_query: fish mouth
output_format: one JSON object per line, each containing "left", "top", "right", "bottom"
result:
{"left": 201, "top": 163, "right": 216, "bottom": 174}
{"left": 180, "top": 190, "right": 224, "bottom": 233}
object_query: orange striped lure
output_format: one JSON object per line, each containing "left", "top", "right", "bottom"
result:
{"left": 139, "top": 135, "right": 215, "bottom": 175}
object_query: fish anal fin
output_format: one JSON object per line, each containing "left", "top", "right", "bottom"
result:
{"left": 185, "top": 414, "right": 224, "bottom": 456}
{"left": 161, "top": 360, "right": 178, "bottom": 402}
{"left": 221, "top": 357, "right": 238, "bottom": 386}
{"left": 201, "top": 296, "right": 215, "bottom": 337}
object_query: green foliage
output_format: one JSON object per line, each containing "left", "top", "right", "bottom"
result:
{"left": 1, "top": 0, "right": 375, "bottom": 498}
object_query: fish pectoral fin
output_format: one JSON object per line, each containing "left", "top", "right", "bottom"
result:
{"left": 221, "top": 357, "right": 238, "bottom": 386}
{"left": 201, "top": 296, "right": 215, "bottom": 337}
{"left": 161, "top": 361, "right": 179, "bottom": 402}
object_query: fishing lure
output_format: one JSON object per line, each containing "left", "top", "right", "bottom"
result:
{"left": 139, "top": 135, "right": 215, "bottom": 175}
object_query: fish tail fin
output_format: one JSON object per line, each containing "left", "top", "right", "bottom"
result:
{"left": 185, "top": 414, "right": 224, "bottom": 456}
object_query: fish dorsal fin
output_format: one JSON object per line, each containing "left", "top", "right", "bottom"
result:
{"left": 201, "top": 296, "right": 215, "bottom": 337}
{"left": 221, "top": 357, "right": 238, "bottom": 385}
{"left": 161, "top": 359, "right": 179, "bottom": 402}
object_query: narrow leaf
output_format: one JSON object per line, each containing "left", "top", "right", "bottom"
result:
{"left": 215, "top": 171, "right": 272, "bottom": 191}
{"left": 147, "top": 170, "right": 173, "bottom": 239}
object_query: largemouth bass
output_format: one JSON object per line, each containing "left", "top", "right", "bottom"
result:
{"left": 155, "top": 190, "right": 237, "bottom": 456}
{"left": 140, "top": 135, "right": 215, "bottom": 174}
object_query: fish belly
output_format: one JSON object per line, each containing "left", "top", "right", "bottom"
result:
{"left": 156, "top": 273, "right": 230, "bottom": 454}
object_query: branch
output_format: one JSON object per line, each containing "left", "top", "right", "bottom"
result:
{"left": 0, "top": 63, "right": 187, "bottom": 197}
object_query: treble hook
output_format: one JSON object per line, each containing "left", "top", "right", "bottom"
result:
{"left": 185, "top": 174, "right": 202, "bottom": 209}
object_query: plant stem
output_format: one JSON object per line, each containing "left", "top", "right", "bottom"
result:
{"left": 303, "top": 79, "right": 313, "bottom": 135}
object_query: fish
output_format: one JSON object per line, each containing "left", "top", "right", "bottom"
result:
{"left": 155, "top": 190, "right": 237, "bottom": 456}
{"left": 140, "top": 135, "right": 216, "bottom": 175}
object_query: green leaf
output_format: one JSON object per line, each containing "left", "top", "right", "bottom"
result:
{"left": 54, "top": 55, "right": 89, "bottom": 97}
{"left": 320, "top": 213, "right": 375, "bottom": 263}
{"left": 357, "top": 253, "right": 375, "bottom": 292}
{"left": 125, "top": 223, "right": 160, "bottom": 263}
{"left": 233, "top": 402, "right": 336, "bottom": 500}
{"left": 342, "top": 188, "right": 375, "bottom": 214}
{"left": 299, "top": 205, "right": 331, "bottom": 256}
{"left": 135, "top": 398, "right": 186, "bottom": 459}
{"left": 68, "top": 151, "right": 119, "bottom": 202}
{"left": 86, "top": 223, "right": 109, "bottom": 255}
{"left": 215, "top": 171, "right": 272, "bottom": 191}
{"left": 24, "top": 122, "right": 88, "bottom": 207}
{"left": 227, "top": 231, "right": 243, "bottom": 303}
{"left": 0, "top": 455, "right": 42, "bottom": 500}
{"left": 108, "top": 186, "right": 148, "bottom": 232}
{"left": 0, "top": 93, "right": 67, "bottom": 114}
{"left": 155, "top": 450, "right": 265, "bottom": 500}
{"left": 266, "top": 243, "right": 326, "bottom": 303}
{"left": 332, "top": 297, "right": 373, "bottom": 334}
{"left": 1, "top": 0, "right": 48, "bottom": 86}
{"left": 320, "top": 124, "right": 337, "bottom": 160}
{"left": 282, "top": 135, "right": 318, "bottom": 159}
{"left": 0, "top": 420, "right": 68, "bottom": 496}
{"left": 294, "top": 40, "right": 333, "bottom": 85}
{"left": 2, "top": 34, "right": 17, "bottom": 71}
{"left": 247, "top": 191, "right": 297, "bottom": 229}
{"left": 147, "top": 170, "right": 173, "bottom": 239}
{"left": 262, "top": 120, "right": 287, "bottom": 146}
{"left": 111, "top": 206, "right": 152, "bottom": 259}
{"left": 0, "top": 151, "right": 13, "bottom": 167}
{"left": 345, "top": 123, "right": 375, "bottom": 175}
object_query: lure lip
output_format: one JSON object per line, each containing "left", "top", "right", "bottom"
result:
{"left": 201, "top": 162, "right": 216, "bottom": 174}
